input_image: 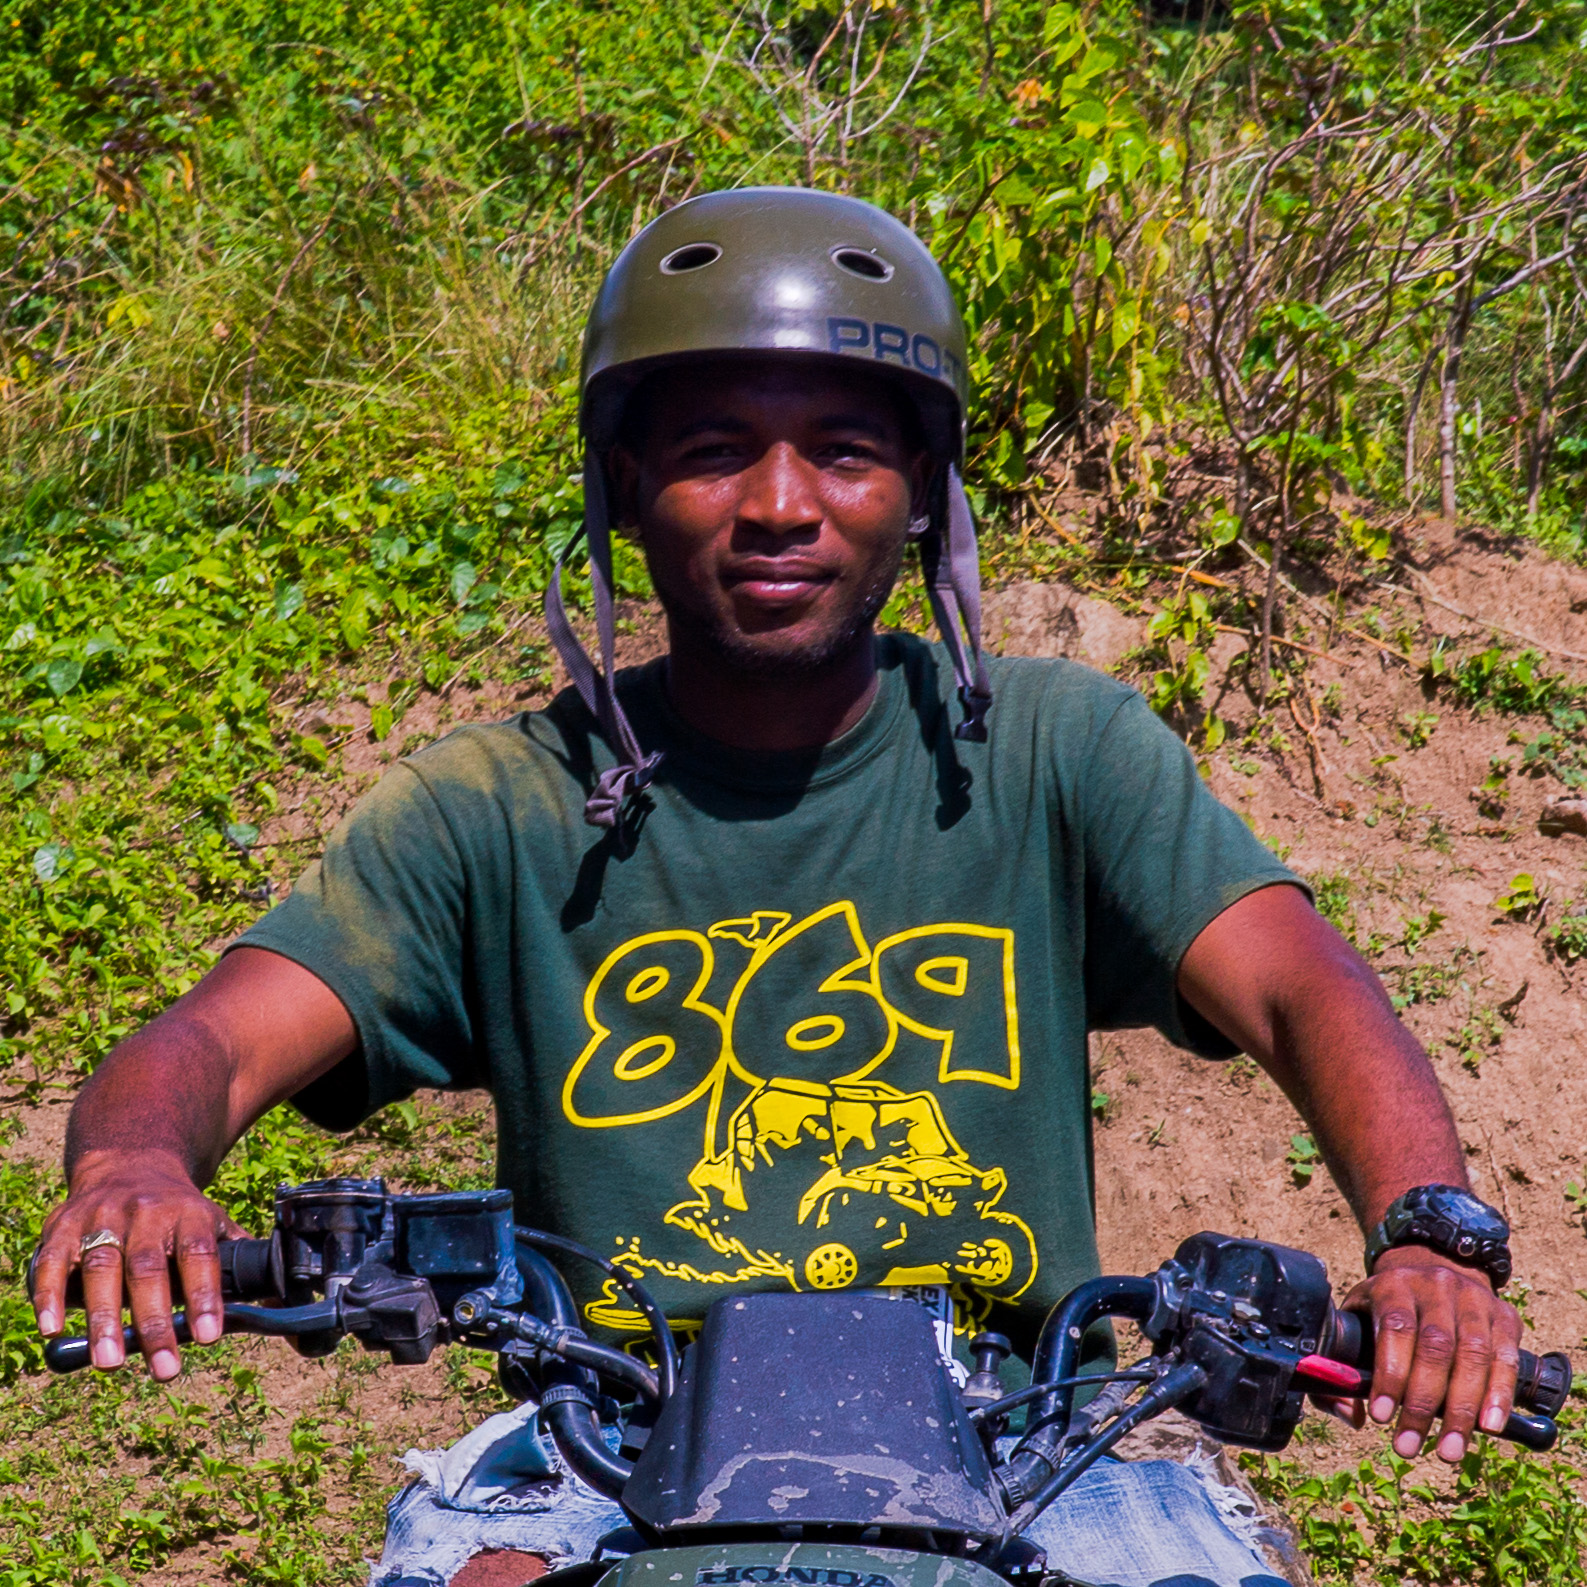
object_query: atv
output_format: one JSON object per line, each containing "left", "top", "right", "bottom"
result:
{"left": 36, "top": 1178, "right": 1572, "bottom": 1587}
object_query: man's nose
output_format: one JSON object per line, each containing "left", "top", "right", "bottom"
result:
{"left": 736, "top": 442, "right": 822, "bottom": 537}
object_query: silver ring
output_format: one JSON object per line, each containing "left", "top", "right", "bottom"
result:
{"left": 79, "top": 1228, "right": 123, "bottom": 1256}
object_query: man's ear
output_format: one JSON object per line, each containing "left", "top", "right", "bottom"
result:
{"left": 607, "top": 446, "right": 642, "bottom": 536}
{"left": 908, "top": 453, "right": 936, "bottom": 528}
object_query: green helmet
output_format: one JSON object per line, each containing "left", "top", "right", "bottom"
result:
{"left": 581, "top": 188, "right": 969, "bottom": 465}
{"left": 545, "top": 187, "right": 991, "bottom": 832}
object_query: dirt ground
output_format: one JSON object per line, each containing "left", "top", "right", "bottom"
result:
{"left": 9, "top": 508, "right": 1587, "bottom": 1578}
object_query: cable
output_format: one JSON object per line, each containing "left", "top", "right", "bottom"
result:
{"left": 967, "top": 1371, "right": 1157, "bottom": 1425}
{"left": 514, "top": 1227, "right": 680, "bottom": 1400}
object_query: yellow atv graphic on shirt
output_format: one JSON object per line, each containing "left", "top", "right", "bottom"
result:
{"left": 565, "top": 900, "right": 1039, "bottom": 1326}
{"left": 666, "top": 1076, "right": 1036, "bottom": 1298}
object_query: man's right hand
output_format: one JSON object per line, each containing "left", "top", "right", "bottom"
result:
{"left": 32, "top": 946, "right": 357, "bottom": 1380}
{"left": 32, "top": 1150, "right": 247, "bottom": 1380}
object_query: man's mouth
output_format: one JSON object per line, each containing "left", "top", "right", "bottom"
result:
{"left": 724, "top": 561, "right": 836, "bottom": 609}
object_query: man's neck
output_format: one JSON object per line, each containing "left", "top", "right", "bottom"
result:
{"left": 663, "top": 629, "right": 880, "bottom": 752}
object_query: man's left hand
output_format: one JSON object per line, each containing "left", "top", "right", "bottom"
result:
{"left": 1342, "top": 1246, "right": 1522, "bottom": 1463}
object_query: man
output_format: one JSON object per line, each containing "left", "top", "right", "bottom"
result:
{"left": 34, "top": 189, "right": 1522, "bottom": 1587}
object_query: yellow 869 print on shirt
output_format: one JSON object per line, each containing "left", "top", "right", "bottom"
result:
{"left": 561, "top": 900, "right": 1037, "bottom": 1322}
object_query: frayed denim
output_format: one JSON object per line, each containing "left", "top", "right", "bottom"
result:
{"left": 370, "top": 1404, "right": 1290, "bottom": 1587}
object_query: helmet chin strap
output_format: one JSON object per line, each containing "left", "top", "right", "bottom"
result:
{"left": 920, "top": 466, "right": 993, "bottom": 742}
{"left": 545, "top": 456, "right": 993, "bottom": 828}
{"left": 544, "top": 451, "right": 665, "bottom": 830}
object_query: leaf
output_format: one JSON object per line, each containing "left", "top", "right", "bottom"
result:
{"left": 32, "top": 842, "right": 75, "bottom": 882}
{"left": 294, "top": 734, "right": 329, "bottom": 770}
{"left": 45, "top": 657, "right": 83, "bottom": 698}
{"left": 1207, "top": 510, "right": 1240, "bottom": 547}
{"left": 224, "top": 822, "right": 260, "bottom": 851}
{"left": 450, "top": 559, "right": 479, "bottom": 606}
{"left": 242, "top": 465, "right": 298, "bottom": 490}
{"left": 273, "top": 582, "right": 304, "bottom": 621}
{"left": 340, "top": 587, "right": 373, "bottom": 652}
{"left": 370, "top": 703, "right": 394, "bottom": 741}
{"left": 105, "top": 293, "right": 152, "bottom": 330}
{"left": 39, "top": 713, "right": 76, "bottom": 755}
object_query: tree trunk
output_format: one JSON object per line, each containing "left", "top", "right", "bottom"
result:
{"left": 1527, "top": 405, "right": 1553, "bottom": 517}
{"left": 1439, "top": 336, "right": 1463, "bottom": 520}
{"left": 1404, "top": 345, "right": 1439, "bottom": 507}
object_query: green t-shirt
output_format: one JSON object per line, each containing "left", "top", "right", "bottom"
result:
{"left": 240, "top": 634, "right": 1295, "bottom": 1358}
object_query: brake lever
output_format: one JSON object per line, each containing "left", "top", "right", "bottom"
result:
{"left": 43, "top": 1300, "right": 342, "bottom": 1374}
{"left": 1293, "top": 1354, "right": 1560, "bottom": 1453}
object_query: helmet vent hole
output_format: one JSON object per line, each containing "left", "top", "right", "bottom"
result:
{"left": 831, "top": 247, "right": 893, "bottom": 281}
{"left": 660, "top": 243, "right": 722, "bottom": 275}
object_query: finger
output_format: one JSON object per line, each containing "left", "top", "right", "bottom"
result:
{"left": 124, "top": 1208, "right": 182, "bottom": 1381}
{"left": 1479, "top": 1302, "right": 1523, "bottom": 1439}
{"left": 1432, "top": 1283, "right": 1498, "bottom": 1462}
{"left": 1313, "top": 1394, "right": 1367, "bottom": 1429}
{"left": 29, "top": 1211, "right": 84, "bottom": 1336}
{"left": 1395, "top": 1269, "right": 1459, "bottom": 1458}
{"left": 1362, "top": 1279, "right": 1418, "bottom": 1430}
{"left": 79, "top": 1230, "right": 130, "bottom": 1371}
{"left": 173, "top": 1207, "right": 226, "bottom": 1347}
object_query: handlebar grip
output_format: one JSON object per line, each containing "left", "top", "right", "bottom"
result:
{"left": 41, "top": 1299, "right": 340, "bottom": 1373}
{"left": 1502, "top": 1410, "right": 1559, "bottom": 1453}
{"left": 29, "top": 1235, "right": 283, "bottom": 1311}
{"left": 44, "top": 1315, "right": 194, "bottom": 1374}
{"left": 1516, "top": 1349, "right": 1574, "bottom": 1417}
{"left": 43, "top": 1335, "right": 93, "bottom": 1372}
{"left": 1325, "top": 1310, "right": 1573, "bottom": 1418}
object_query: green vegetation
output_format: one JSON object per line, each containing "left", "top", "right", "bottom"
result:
{"left": 7, "top": 0, "right": 1587, "bottom": 1578}
{"left": 1246, "top": 1431, "right": 1587, "bottom": 1587}
{"left": 1286, "top": 1132, "right": 1320, "bottom": 1187}
{"left": 1431, "top": 645, "right": 1587, "bottom": 718}
{"left": 1495, "top": 872, "right": 1548, "bottom": 922}
{"left": 1550, "top": 902, "right": 1587, "bottom": 963}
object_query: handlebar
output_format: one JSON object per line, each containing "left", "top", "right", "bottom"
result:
{"left": 1320, "top": 1308, "right": 1573, "bottom": 1414}
{"left": 1303, "top": 1305, "right": 1571, "bottom": 1452}
{"left": 42, "top": 1300, "right": 339, "bottom": 1373}
{"left": 31, "top": 1208, "right": 1574, "bottom": 1486}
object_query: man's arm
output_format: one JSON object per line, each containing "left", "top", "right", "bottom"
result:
{"left": 1178, "top": 882, "right": 1521, "bottom": 1465}
{"left": 31, "top": 947, "right": 356, "bottom": 1380}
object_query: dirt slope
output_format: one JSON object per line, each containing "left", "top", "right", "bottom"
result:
{"left": 1082, "top": 517, "right": 1587, "bottom": 1362}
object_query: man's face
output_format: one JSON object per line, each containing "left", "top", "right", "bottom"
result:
{"left": 614, "top": 359, "right": 926, "bottom": 676}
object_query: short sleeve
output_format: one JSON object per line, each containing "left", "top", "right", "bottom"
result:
{"left": 232, "top": 762, "right": 478, "bottom": 1129}
{"left": 1077, "top": 692, "right": 1305, "bottom": 1054}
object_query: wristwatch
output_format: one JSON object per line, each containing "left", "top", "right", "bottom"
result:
{"left": 1365, "top": 1184, "right": 1513, "bottom": 1290}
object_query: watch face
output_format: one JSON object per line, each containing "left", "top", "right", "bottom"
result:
{"left": 1424, "top": 1187, "right": 1509, "bottom": 1240}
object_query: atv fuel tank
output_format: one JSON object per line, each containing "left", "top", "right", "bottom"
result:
{"left": 622, "top": 1292, "right": 1003, "bottom": 1541}
{"left": 599, "top": 1541, "right": 1013, "bottom": 1587}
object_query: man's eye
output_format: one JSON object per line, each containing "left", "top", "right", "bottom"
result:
{"left": 820, "top": 440, "right": 878, "bottom": 463}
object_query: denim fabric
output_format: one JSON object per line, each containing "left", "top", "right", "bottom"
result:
{"left": 370, "top": 1407, "right": 1289, "bottom": 1587}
